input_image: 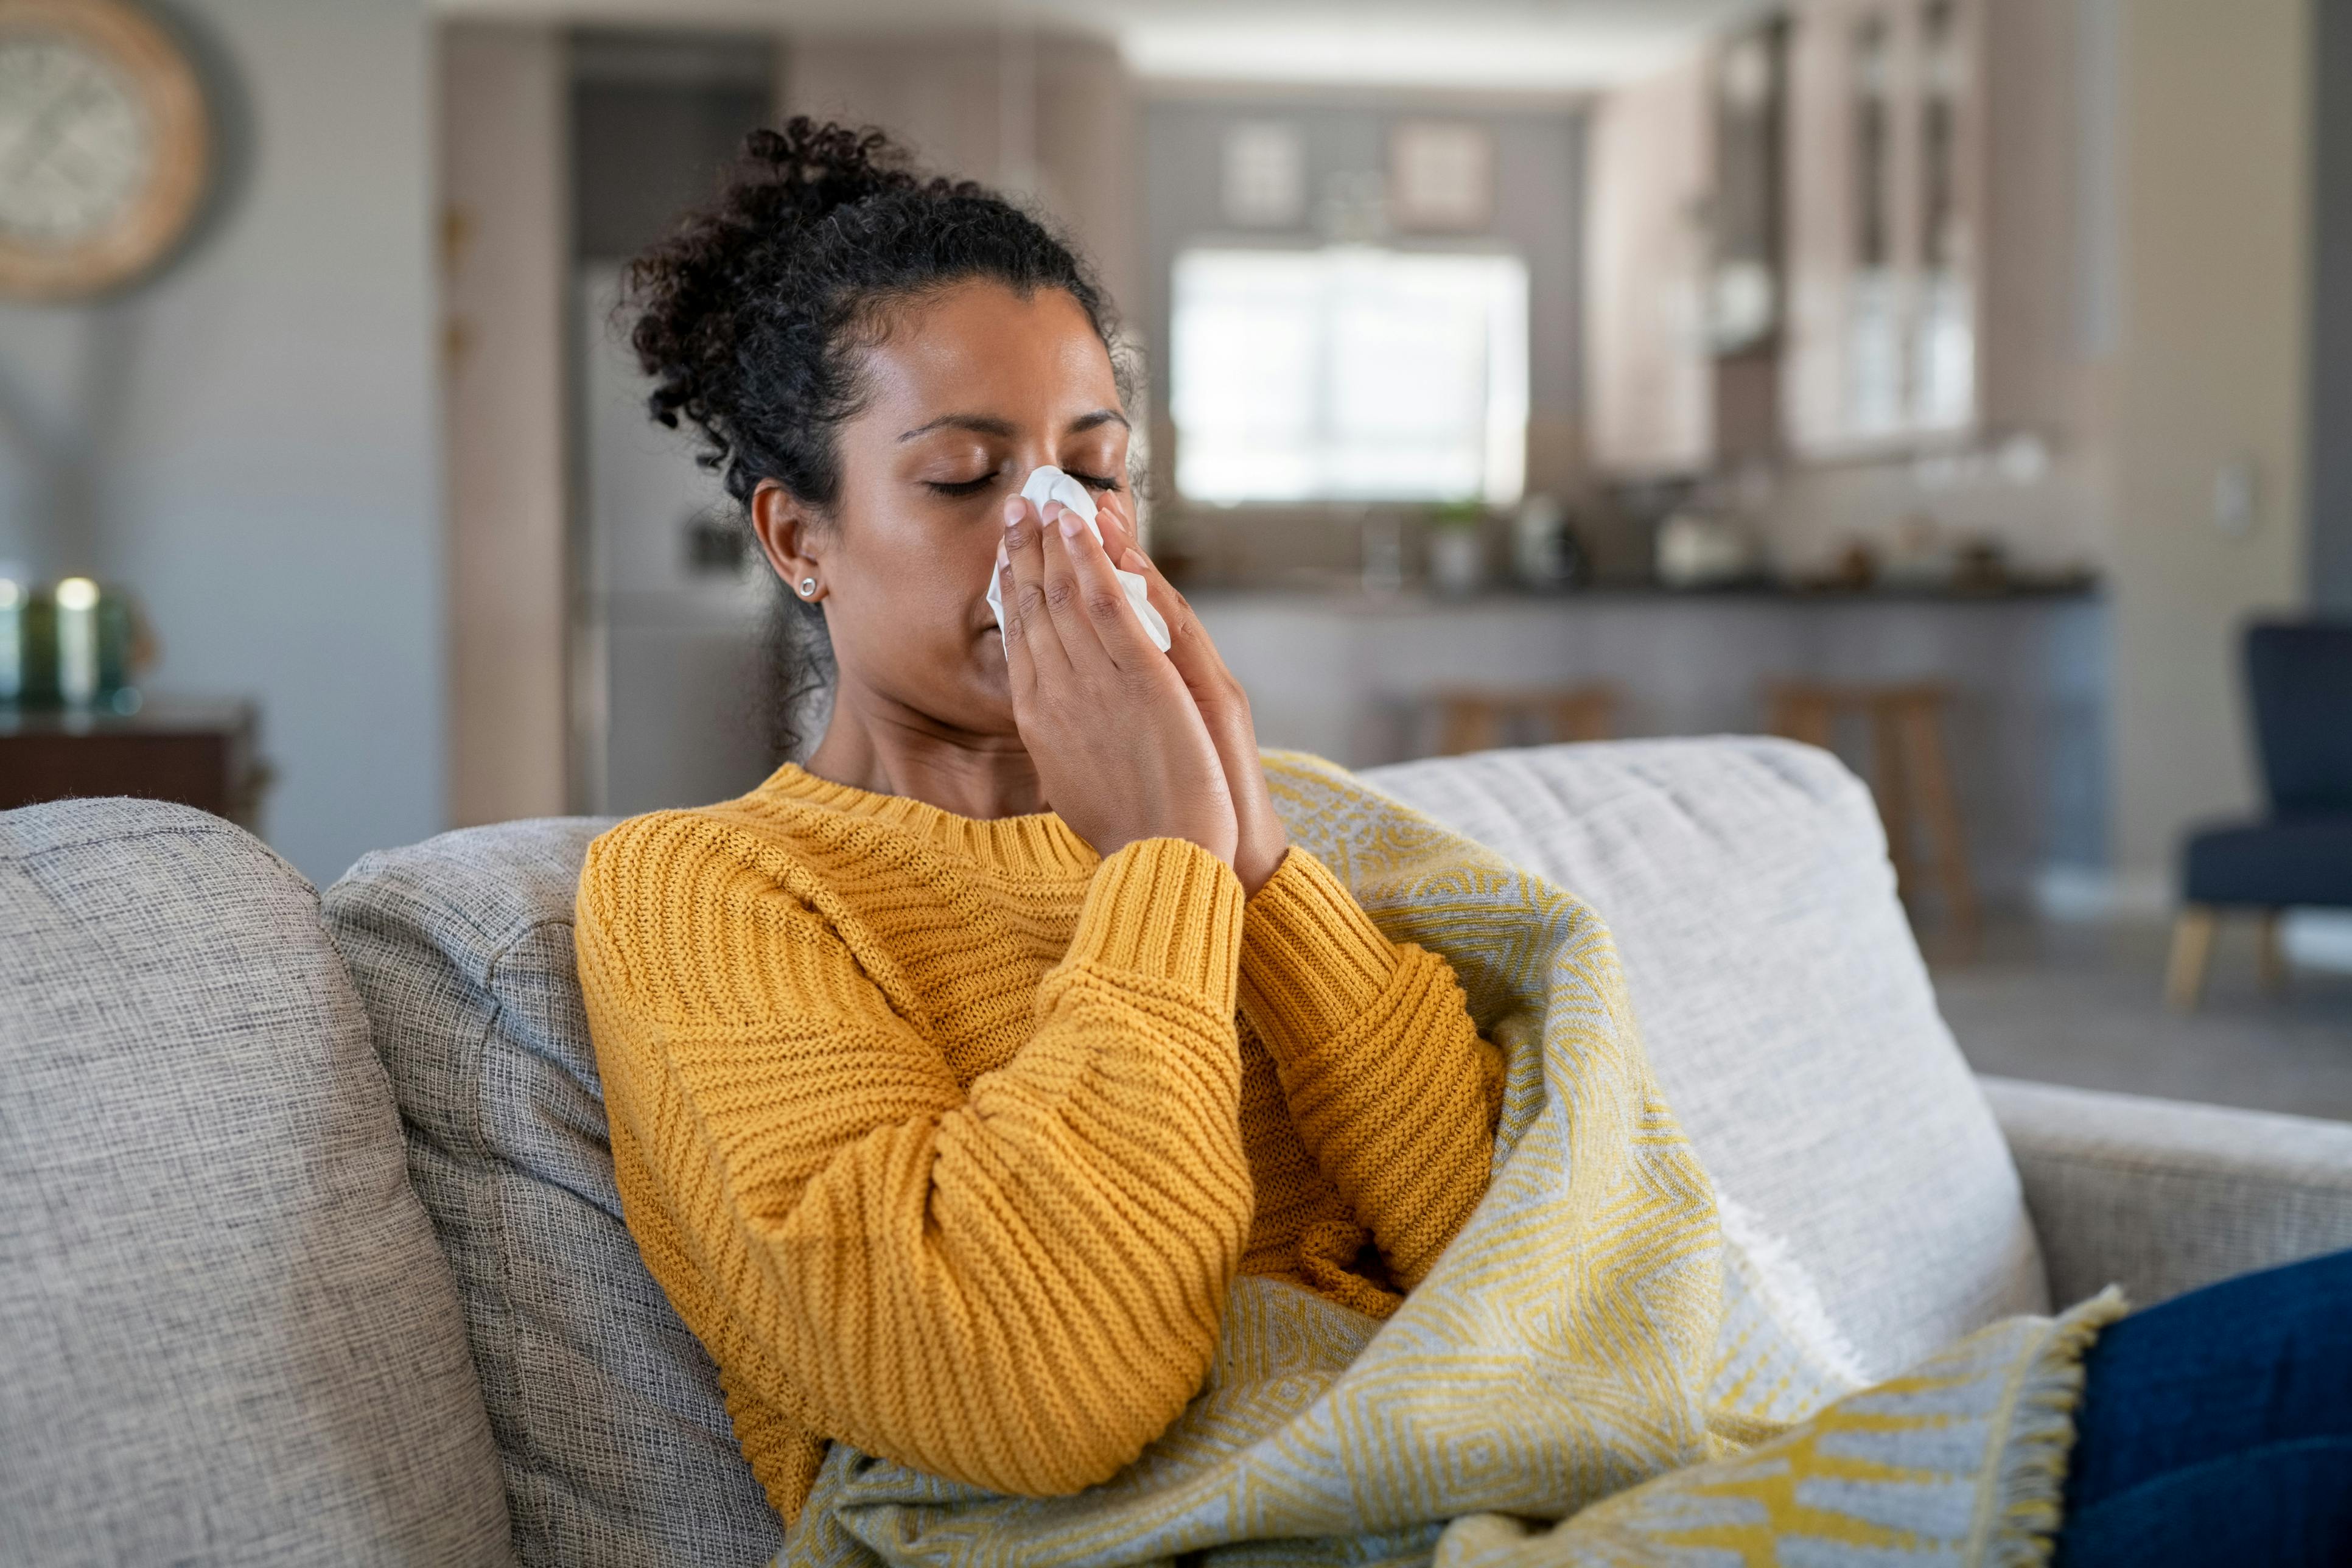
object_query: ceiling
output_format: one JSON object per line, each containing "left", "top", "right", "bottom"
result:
{"left": 430, "top": 0, "right": 1767, "bottom": 93}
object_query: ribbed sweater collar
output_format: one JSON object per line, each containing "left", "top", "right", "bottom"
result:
{"left": 752, "top": 763, "right": 1099, "bottom": 878}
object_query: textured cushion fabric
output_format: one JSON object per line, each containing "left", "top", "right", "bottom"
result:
{"left": 1981, "top": 1075, "right": 2352, "bottom": 1309}
{"left": 2181, "top": 815, "right": 2352, "bottom": 908}
{"left": 1362, "top": 739, "right": 2049, "bottom": 1377}
{"left": 0, "top": 798, "right": 515, "bottom": 1568}
{"left": 326, "top": 819, "right": 786, "bottom": 1568}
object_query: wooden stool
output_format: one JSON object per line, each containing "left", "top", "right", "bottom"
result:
{"left": 1432, "top": 686, "right": 1618, "bottom": 756}
{"left": 1767, "top": 682, "right": 1980, "bottom": 941}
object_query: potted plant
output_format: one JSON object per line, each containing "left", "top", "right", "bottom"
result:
{"left": 1426, "top": 500, "right": 1488, "bottom": 597}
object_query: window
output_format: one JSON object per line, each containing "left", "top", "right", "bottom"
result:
{"left": 1169, "top": 246, "right": 1529, "bottom": 505}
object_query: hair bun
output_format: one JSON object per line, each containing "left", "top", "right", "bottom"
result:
{"left": 735, "top": 117, "right": 944, "bottom": 229}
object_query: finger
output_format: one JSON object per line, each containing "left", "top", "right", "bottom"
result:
{"left": 996, "top": 556, "right": 1038, "bottom": 704}
{"left": 1058, "top": 505, "right": 1162, "bottom": 670}
{"left": 1118, "top": 542, "right": 1267, "bottom": 839}
{"left": 1094, "top": 492, "right": 1136, "bottom": 561}
{"left": 1002, "top": 496, "right": 1072, "bottom": 684}
{"left": 1037, "top": 503, "right": 1116, "bottom": 673}
{"left": 1120, "top": 543, "right": 1227, "bottom": 691}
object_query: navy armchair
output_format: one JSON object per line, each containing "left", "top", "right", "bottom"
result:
{"left": 2167, "top": 620, "right": 2352, "bottom": 1007}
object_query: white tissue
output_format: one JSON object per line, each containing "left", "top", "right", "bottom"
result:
{"left": 985, "top": 466, "right": 1173, "bottom": 654}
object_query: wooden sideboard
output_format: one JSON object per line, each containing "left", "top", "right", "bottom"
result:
{"left": 0, "top": 701, "right": 268, "bottom": 830}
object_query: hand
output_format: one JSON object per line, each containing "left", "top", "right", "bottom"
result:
{"left": 1094, "top": 499, "right": 1289, "bottom": 897}
{"left": 998, "top": 494, "right": 1239, "bottom": 873}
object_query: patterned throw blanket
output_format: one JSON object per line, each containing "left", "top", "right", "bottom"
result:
{"left": 783, "top": 754, "right": 2123, "bottom": 1568}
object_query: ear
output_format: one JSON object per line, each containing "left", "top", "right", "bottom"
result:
{"left": 749, "top": 479, "right": 827, "bottom": 601}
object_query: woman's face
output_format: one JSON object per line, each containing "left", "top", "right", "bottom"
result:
{"left": 758, "top": 279, "right": 1130, "bottom": 743}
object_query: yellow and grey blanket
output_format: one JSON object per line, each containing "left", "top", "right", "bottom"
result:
{"left": 785, "top": 754, "right": 2123, "bottom": 1568}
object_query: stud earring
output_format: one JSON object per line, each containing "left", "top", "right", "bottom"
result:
{"left": 798, "top": 577, "right": 817, "bottom": 597}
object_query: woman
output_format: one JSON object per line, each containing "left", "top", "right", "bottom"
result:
{"left": 575, "top": 120, "right": 2350, "bottom": 1565}
{"left": 575, "top": 119, "right": 1501, "bottom": 1517}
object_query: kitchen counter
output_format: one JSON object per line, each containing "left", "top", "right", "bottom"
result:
{"left": 1175, "top": 573, "right": 2102, "bottom": 608}
{"left": 1188, "top": 581, "right": 2107, "bottom": 905}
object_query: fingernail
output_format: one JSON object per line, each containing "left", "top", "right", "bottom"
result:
{"left": 1002, "top": 497, "right": 1023, "bottom": 528}
{"left": 1057, "top": 513, "right": 1083, "bottom": 539}
{"left": 1120, "top": 548, "right": 1147, "bottom": 570}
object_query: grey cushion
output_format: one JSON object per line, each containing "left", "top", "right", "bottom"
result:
{"left": 0, "top": 798, "right": 514, "bottom": 1567}
{"left": 326, "top": 819, "right": 785, "bottom": 1568}
{"left": 1363, "top": 740, "right": 2051, "bottom": 1377}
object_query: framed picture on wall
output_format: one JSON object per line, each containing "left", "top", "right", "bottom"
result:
{"left": 1388, "top": 120, "right": 1494, "bottom": 233}
{"left": 1221, "top": 121, "right": 1306, "bottom": 228}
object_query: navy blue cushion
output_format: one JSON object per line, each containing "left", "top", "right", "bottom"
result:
{"left": 2182, "top": 816, "right": 2352, "bottom": 908}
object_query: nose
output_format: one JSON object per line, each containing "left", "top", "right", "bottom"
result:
{"left": 1010, "top": 443, "right": 1056, "bottom": 483}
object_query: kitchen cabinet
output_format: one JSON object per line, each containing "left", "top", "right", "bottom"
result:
{"left": 1584, "top": 12, "right": 1796, "bottom": 478}
{"left": 1782, "top": 0, "right": 1984, "bottom": 453}
{"left": 1587, "top": 0, "right": 2086, "bottom": 475}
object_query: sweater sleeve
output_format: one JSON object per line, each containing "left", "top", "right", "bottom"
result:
{"left": 575, "top": 816, "right": 1253, "bottom": 1502}
{"left": 1236, "top": 848, "right": 1501, "bottom": 1292}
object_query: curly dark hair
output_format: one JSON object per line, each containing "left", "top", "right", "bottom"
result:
{"left": 625, "top": 117, "right": 1126, "bottom": 760}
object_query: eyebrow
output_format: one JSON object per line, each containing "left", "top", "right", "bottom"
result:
{"left": 897, "top": 408, "right": 1130, "bottom": 442}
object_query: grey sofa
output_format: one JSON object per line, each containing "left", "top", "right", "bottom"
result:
{"left": 5, "top": 738, "right": 2350, "bottom": 1568}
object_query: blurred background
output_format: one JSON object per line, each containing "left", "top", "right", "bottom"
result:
{"left": 2, "top": 0, "right": 2348, "bottom": 1115}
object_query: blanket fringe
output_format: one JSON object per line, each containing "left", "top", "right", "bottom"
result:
{"left": 1982, "top": 1287, "right": 2130, "bottom": 1568}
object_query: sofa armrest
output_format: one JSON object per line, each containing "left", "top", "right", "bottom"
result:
{"left": 1979, "top": 1075, "right": 2352, "bottom": 1309}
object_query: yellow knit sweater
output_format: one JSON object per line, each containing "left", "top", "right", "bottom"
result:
{"left": 573, "top": 764, "right": 1500, "bottom": 1525}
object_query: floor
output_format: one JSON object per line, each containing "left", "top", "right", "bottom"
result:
{"left": 1928, "top": 915, "right": 2352, "bottom": 1123}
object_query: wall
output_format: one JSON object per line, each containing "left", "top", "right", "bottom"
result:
{"left": 2311, "top": 0, "right": 2352, "bottom": 614}
{"left": 2107, "top": 0, "right": 2312, "bottom": 887}
{"left": 0, "top": 0, "right": 443, "bottom": 886}
{"left": 443, "top": 22, "right": 568, "bottom": 827}
{"left": 573, "top": 30, "right": 776, "bottom": 263}
{"left": 783, "top": 32, "right": 1141, "bottom": 316}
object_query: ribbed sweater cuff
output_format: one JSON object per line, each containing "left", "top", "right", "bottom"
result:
{"left": 1067, "top": 838, "right": 1245, "bottom": 1009}
{"left": 1238, "top": 847, "right": 1400, "bottom": 1051}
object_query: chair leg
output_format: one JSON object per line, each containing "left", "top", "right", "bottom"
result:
{"left": 2165, "top": 906, "right": 2219, "bottom": 1012}
{"left": 1897, "top": 696, "right": 1981, "bottom": 949}
{"left": 1438, "top": 698, "right": 1501, "bottom": 757}
{"left": 2255, "top": 909, "right": 2288, "bottom": 993}
{"left": 1768, "top": 688, "right": 1836, "bottom": 751}
{"left": 1547, "top": 688, "right": 1615, "bottom": 743}
{"left": 1868, "top": 702, "right": 1918, "bottom": 905}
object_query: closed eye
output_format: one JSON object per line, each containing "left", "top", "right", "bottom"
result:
{"left": 1064, "top": 470, "right": 1124, "bottom": 493}
{"left": 923, "top": 476, "right": 998, "bottom": 498}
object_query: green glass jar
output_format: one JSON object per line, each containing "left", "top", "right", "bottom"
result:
{"left": 1, "top": 579, "right": 140, "bottom": 712}
{"left": 0, "top": 575, "right": 22, "bottom": 704}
